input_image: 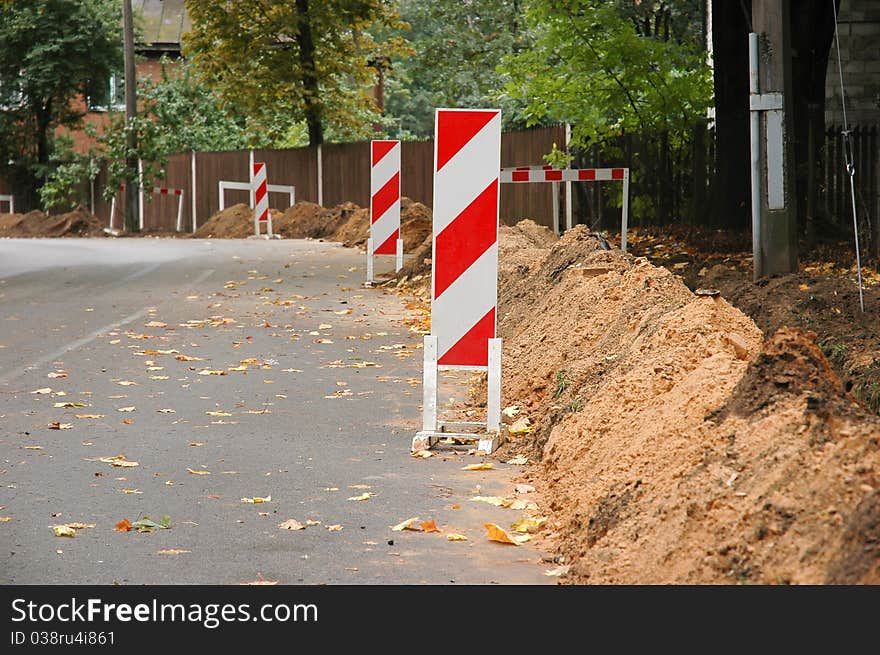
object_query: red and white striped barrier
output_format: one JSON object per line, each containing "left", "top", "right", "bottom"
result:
{"left": 414, "top": 108, "right": 503, "bottom": 454}
{"left": 108, "top": 185, "right": 185, "bottom": 232}
{"left": 366, "top": 140, "right": 404, "bottom": 284}
{"left": 252, "top": 162, "right": 272, "bottom": 237}
{"left": 218, "top": 181, "right": 294, "bottom": 213}
{"left": 501, "top": 166, "right": 631, "bottom": 250}
{"left": 152, "top": 187, "right": 185, "bottom": 232}
{"left": 0, "top": 194, "right": 14, "bottom": 214}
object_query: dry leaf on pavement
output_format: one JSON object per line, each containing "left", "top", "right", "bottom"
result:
{"left": 241, "top": 496, "right": 271, "bottom": 503}
{"left": 511, "top": 516, "right": 547, "bottom": 533}
{"left": 51, "top": 525, "right": 76, "bottom": 538}
{"left": 446, "top": 533, "right": 468, "bottom": 541}
{"left": 484, "top": 522, "right": 530, "bottom": 545}
{"left": 157, "top": 549, "right": 190, "bottom": 555}
{"left": 347, "top": 492, "right": 373, "bottom": 501}
{"left": 278, "top": 519, "right": 305, "bottom": 531}
{"left": 187, "top": 468, "right": 210, "bottom": 476}
{"left": 391, "top": 517, "right": 421, "bottom": 532}
{"left": 325, "top": 524, "right": 343, "bottom": 532}
{"left": 115, "top": 519, "right": 133, "bottom": 532}
{"left": 420, "top": 519, "right": 441, "bottom": 533}
{"left": 48, "top": 422, "right": 72, "bottom": 430}
{"left": 461, "top": 462, "right": 494, "bottom": 471}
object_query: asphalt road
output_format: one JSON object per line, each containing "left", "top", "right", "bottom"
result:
{"left": 0, "top": 238, "right": 551, "bottom": 585}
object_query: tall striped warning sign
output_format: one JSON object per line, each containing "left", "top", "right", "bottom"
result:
{"left": 252, "top": 162, "right": 272, "bottom": 237}
{"left": 413, "top": 108, "right": 503, "bottom": 454}
{"left": 366, "top": 140, "right": 403, "bottom": 285}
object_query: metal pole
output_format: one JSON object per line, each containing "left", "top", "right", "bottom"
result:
{"left": 552, "top": 181, "right": 559, "bottom": 234}
{"left": 248, "top": 149, "right": 254, "bottom": 208}
{"left": 122, "top": 0, "right": 139, "bottom": 233}
{"left": 317, "top": 144, "right": 324, "bottom": 207}
{"left": 621, "top": 169, "right": 630, "bottom": 252}
{"left": 748, "top": 32, "right": 763, "bottom": 281}
{"left": 191, "top": 150, "right": 197, "bottom": 233}
{"left": 564, "top": 122, "right": 573, "bottom": 230}
{"left": 137, "top": 158, "right": 144, "bottom": 231}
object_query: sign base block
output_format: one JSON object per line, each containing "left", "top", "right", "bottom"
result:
{"left": 413, "top": 335, "right": 504, "bottom": 454}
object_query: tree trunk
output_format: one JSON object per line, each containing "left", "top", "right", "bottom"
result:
{"left": 791, "top": 0, "right": 837, "bottom": 242}
{"left": 710, "top": 0, "right": 751, "bottom": 230}
{"left": 295, "top": 0, "right": 323, "bottom": 147}
{"left": 123, "top": 0, "right": 139, "bottom": 233}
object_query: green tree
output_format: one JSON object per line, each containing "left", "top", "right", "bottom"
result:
{"left": 0, "top": 0, "right": 122, "bottom": 209}
{"left": 183, "top": 0, "right": 408, "bottom": 146}
{"left": 500, "top": 0, "right": 711, "bottom": 150}
{"left": 384, "top": 0, "right": 531, "bottom": 138}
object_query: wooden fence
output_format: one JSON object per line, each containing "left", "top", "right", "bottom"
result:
{"left": 91, "top": 125, "right": 568, "bottom": 233}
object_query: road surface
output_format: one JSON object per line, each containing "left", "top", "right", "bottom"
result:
{"left": 0, "top": 238, "right": 551, "bottom": 585}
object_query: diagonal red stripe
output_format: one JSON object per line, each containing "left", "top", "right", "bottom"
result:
{"left": 434, "top": 180, "right": 497, "bottom": 299}
{"left": 372, "top": 140, "right": 397, "bottom": 166}
{"left": 438, "top": 307, "right": 495, "bottom": 367}
{"left": 435, "top": 110, "right": 497, "bottom": 172}
{"left": 255, "top": 185, "right": 267, "bottom": 203}
{"left": 375, "top": 228, "right": 399, "bottom": 255}
{"left": 371, "top": 172, "right": 399, "bottom": 224}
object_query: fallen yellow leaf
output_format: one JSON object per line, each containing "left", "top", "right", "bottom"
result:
{"left": 24, "top": 445, "right": 43, "bottom": 450}
{"left": 187, "top": 468, "right": 210, "bottom": 476}
{"left": 325, "top": 524, "right": 343, "bottom": 532}
{"left": 157, "top": 408, "right": 176, "bottom": 414}
{"left": 278, "top": 519, "right": 305, "bottom": 531}
{"left": 391, "top": 517, "right": 421, "bottom": 532}
{"left": 145, "top": 321, "right": 167, "bottom": 328}
{"left": 462, "top": 462, "right": 494, "bottom": 471}
{"left": 54, "top": 401, "right": 86, "bottom": 408}
{"left": 347, "top": 492, "right": 373, "bottom": 501}
{"left": 206, "top": 411, "right": 231, "bottom": 417}
{"left": 75, "top": 414, "right": 105, "bottom": 419}
{"left": 122, "top": 489, "right": 143, "bottom": 495}
{"left": 511, "top": 516, "right": 547, "bottom": 534}
{"left": 51, "top": 525, "right": 77, "bottom": 538}
{"left": 446, "top": 533, "right": 468, "bottom": 541}
{"left": 157, "top": 549, "right": 190, "bottom": 555}
{"left": 31, "top": 387, "right": 52, "bottom": 394}
{"left": 483, "top": 522, "right": 527, "bottom": 545}
{"left": 175, "top": 355, "right": 203, "bottom": 361}
{"left": 48, "top": 422, "right": 72, "bottom": 430}
{"left": 198, "top": 369, "right": 227, "bottom": 376}
{"left": 117, "top": 380, "right": 138, "bottom": 386}
{"left": 420, "top": 519, "right": 441, "bottom": 533}
{"left": 117, "top": 406, "right": 136, "bottom": 412}
{"left": 0, "top": 517, "right": 12, "bottom": 523}
{"left": 241, "top": 496, "right": 271, "bottom": 503}
{"left": 47, "top": 372, "right": 68, "bottom": 379}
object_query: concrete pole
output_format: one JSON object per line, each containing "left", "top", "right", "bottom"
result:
{"left": 752, "top": 0, "right": 798, "bottom": 276}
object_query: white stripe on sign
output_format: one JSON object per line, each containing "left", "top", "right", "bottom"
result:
{"left": 371, "top": 197, "right": 400, "bottom": 248}
{"left": 433, "top": 112, "right": 502, "bottom": 235}
{"left": 370, "top": 142, "right": 400, "bottom": 196}
{"left": 431, "top": 242, "right": 498, "bottom": 362}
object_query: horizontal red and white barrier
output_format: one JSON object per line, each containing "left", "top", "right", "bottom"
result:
{"left": 500, "top": 165, "right": 630, "bottom": 250}
{"left": 500, "top": 167, "right": 626, "bottom": 183}
{"left": 152, "top": 187, "right": 183, "bottom": 196}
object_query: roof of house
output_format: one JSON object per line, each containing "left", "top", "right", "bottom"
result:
{"left": 135, "top": 0, "right": 191, "bottom": 53}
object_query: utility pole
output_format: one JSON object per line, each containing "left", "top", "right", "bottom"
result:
{"left": 749, "top": 0, "right": 797, "bottom": 278}
{"left": 122, "top": 0, "right": 139, "bottom": 233}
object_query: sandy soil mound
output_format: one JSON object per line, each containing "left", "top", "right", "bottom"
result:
{"left": 328, "top": 197, "right": 433, "bottom": 252}
{"left": 486, "top": 228, "right": 880, "bottom": 584}
{"left": 193, "top": 203, "right": 254, "bottom": 238}
{"left": 0, "top": 207, "right": 105, "bottom": 238}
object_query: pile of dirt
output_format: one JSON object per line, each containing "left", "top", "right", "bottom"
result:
{"left": 0, "top": 206, "right": 105, "bottom": 238}
{"left": 481, "top": 226, "right": 880, "bottom": 584}
{"left": 193, "top": 203, "right": 254, "bottom": 238}
{"left": 328, "top": 197, "right": 433, "bottom": 252}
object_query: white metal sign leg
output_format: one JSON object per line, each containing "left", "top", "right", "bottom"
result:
{"left": 486, "top": 337, "right": 502, "bottom": 432}
{"left": 366, "top": 237, "right": 374, "bottom": 286}
{"left": 395, "top": 238, "right": 404, "bottom": 272}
